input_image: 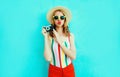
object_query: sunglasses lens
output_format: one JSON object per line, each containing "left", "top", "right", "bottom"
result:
{"left": 60, "top": 16, "right": 65, "bottom": 20}
{"left": 53, "top": 16, "right": 58, "bottom": 20}
{"left": 53, "top": 16, "right": 66, "bottom": 20}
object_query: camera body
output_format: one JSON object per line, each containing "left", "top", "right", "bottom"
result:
{"left": 43, "top": 24, "right": 54, "bottom": 32}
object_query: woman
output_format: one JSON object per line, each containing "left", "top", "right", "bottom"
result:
{"left": 42, "top": 6, "right": 76, "bottom": 77}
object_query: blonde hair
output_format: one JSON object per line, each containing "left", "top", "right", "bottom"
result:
{"left": 49, "top": 10, "right": 70, "bottom": 37}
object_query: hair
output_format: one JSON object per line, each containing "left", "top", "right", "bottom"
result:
{"left": 49, "top": 9, "right": 70, "bottom": 37}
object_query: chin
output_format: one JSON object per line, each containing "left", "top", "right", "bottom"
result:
{"left": 57, "top": 25, "right": 62, "bottom": 27}
{"left": 56, "top": 24, "right": 62, "bottom": 27}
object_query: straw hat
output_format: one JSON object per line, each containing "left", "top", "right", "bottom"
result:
{"left": 47, "top": 6, "right": 72, "bottom": 25}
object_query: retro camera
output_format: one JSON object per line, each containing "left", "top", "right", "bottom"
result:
{"left": 43, "top": 24, "right": 54, "bottom": 32}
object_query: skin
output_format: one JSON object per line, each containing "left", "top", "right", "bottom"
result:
{"left": 42, "top": 11, "right": 76, "bottom": 62}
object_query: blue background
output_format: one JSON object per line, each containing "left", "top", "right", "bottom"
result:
{"left": 0, "top": 0, "right": 120, "bottom": 77}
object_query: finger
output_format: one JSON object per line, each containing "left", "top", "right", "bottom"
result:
{"left": 53, "top": 29, "right": 55, "bottom": 32}
{"left": 42, "top": 27, "right": 46, "bottom": 31}
{"left": 42, "top": 30, "right": 47, "bottom": 35}
{"left": 53, "top": 29, "right": 57, "bottom": 34}
{"left": 42, "top": 28, "right": 47, "bottom": 32}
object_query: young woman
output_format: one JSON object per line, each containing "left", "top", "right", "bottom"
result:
{"left": 42, "top": 6, "right": 76, "bottom": 77}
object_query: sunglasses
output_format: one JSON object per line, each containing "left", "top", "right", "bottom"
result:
{"left": 53, "top": 16, "right": 66, "bottom": 20}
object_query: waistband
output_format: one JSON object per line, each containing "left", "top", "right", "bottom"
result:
{"left": 49, "top": 63, "right": 74, "bottom": 71}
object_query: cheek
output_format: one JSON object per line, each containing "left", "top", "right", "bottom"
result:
{"left": 54, "top": 21, "right": 58, "bottom": 24}
{"left": 61, "top": 20, "right": 65, "bottom": 24}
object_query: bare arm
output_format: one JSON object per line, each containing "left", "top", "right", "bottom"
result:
{"left": 53, "top": 29, "right": 76, "bottom": 60}
{"left": 60, "top": 33, "right": 76, "bottom": 60}
{"left": 42, "top": 28, "right": 52, "bottom": 62}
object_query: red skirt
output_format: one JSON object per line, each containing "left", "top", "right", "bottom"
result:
{"left": 48, "top": 63, "right": 75, "bottom": 77}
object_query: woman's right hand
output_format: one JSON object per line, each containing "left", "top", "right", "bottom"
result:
{"left": 42, "top": 27, "right": 49, "bottom": 38}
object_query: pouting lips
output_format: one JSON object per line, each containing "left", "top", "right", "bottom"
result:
{"left": 57, "top": 21, "right": 61, "bottom": 24}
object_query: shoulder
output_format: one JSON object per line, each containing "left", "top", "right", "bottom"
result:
{"left": 69, "top": 33, "right": 75, "bottom": 43}
{"left": 70, "top": 33, "right": 75, "bottom": 39}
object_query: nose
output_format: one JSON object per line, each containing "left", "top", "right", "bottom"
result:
{"left": 58, "top": 17, "right": 60, "bottom": 20}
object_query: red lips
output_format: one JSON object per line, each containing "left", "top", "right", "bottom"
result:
{"left": 57, "top": 21, "right": 61, "bottom": 24}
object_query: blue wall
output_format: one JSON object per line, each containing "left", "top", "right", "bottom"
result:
{"left": 0, "top": 0, "right": 120, "bottom": 77}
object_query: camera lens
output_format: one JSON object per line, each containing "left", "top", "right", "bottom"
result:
{"left": 46, "top": 27, "right": 50, "bottom": 31}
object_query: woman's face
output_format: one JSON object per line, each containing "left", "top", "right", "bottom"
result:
{"left": 53, "top": 11, "right": 65, "bottom": 28}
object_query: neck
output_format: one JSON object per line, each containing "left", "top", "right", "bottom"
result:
{"left": 56, "top": 26, "right": 63, "bottom": 35}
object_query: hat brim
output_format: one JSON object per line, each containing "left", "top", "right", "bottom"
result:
{"left": 47, "top": 6, "right": 72, "bottom": 25}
